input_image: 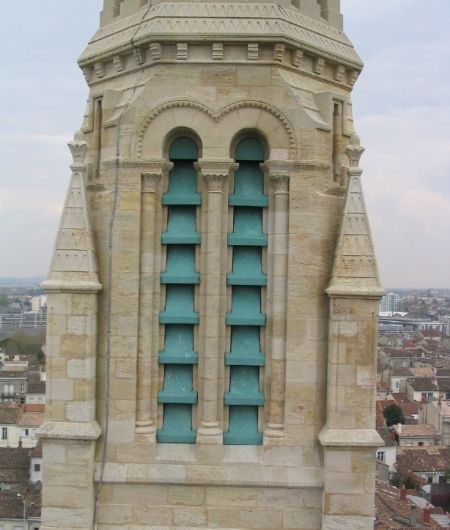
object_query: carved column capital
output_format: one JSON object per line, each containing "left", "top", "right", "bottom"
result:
{"left": 346, "top": 133, "right": 365, "bottom": 168}
{"left": 141, "top": 173, "right": 161, "bottom": 193}
{"left": 140, "top": 160, "right": 173, "bottom": 193}
{"left": 262, "top": 160, "right": 293, "bottom": 194}
{"left": 68, "top": 138, "right": 88, "bottom": 174}
{"left": 196, "top": 159, "right": 237, "bottom": 193}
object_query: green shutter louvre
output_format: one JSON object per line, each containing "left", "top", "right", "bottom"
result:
{"left": 157, "top": 138, "right": 200, "bottom": 443}
{"left": 224, "top": 137, "right": 266, "bottom": 446}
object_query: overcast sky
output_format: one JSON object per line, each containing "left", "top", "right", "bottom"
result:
{"left": 0, "top": 1, "right": 449, "bottom": 287}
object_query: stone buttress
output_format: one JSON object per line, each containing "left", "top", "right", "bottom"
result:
{"left": 39, "top": 138, "right": 101, "bottom": 530}
{"left": 40, "top": 1, "right": 383, "bottom": 529}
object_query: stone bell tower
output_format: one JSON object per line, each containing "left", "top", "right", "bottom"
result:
{"left": 39, "top": 1, "right": 384, "bottom": 529}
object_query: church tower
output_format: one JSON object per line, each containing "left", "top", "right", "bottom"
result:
{"left": 39, "top": 1, "right": 384, "bottom": 529}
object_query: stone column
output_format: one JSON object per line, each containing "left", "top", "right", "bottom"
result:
{"left": 263, "top": 161, "right": 291, "bottom": 441}
{"left": 320, "top": 135, "right": 384, "bottom": 530}
{"left": 135, "top": 161, "right": 172, "bottom": 436}
{"left": 196, "top": 159, "right": 234, "bottom": 443}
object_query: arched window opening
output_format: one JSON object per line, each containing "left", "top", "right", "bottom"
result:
{"left": 224, "top": 136, "right": 267, "bottom": 445}
{"left": 157, "top": 137, "right": 201, "bottom": 443}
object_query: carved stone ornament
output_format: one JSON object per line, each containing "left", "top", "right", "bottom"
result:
{"left": 262, "top": 161, "right": 293, "bottom": 193}
{"left": 141, "top": 173, "right": 161, "bottom": 193}
{"left": 196, "top": 160, "right": 236, "bottom": 192}
{"left": 141, "top": 160, "right": 173, "bottom": 192}
{"left": 203, "top": 173, "right": 227, "bottom": 192}
{"left": 269, "top": 174, "right": 290, "bottom": 193}
{"left": 346, "top": 134, "right": 365, "bottom": 168}
{"left": 68, "top": 139, "right": 88, "bottom": 167}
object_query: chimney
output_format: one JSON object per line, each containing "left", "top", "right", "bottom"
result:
{"left": 409, "top": 505, "right": 417, "bottom": 527}
{"left": 400, "top": 485, "right": 406, "bottom": 501}
{"left": 423, "top": 503, "right": 431, "bottom": 524}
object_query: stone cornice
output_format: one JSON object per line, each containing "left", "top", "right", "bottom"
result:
{"left": 319, "top": 427, "right": 384, "bottom": 448}
{"left": 41, "top": 279, "right": 102, "bottom": 294}
{"left": 38, "top": 421, "right": 101, "bottom": 441}
{"left": 80, "top": 3, "right": 362, "bottom": 68}
{"left": 79, "top": 3, "right": 362, "bottom": 88}
{"left": 102, "top": 158, "right": 174, "bottom": 171}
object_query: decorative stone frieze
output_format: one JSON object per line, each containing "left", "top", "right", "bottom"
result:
{"left": 133, "top": 46, "right": 146, "bottom": 66}
{"left": 149, "top": 42, "right": 162, "bottom": 61}
{"left": 291, "top": 48, "right": 303, "bottom": 67}
{"left": 176, "top": 42, "right": 189, "bottom": 60}
{"left": 248, "top": 42, "right": 259, "bottom": 60}
{"left": 212, "top": 42, "right": 224, "bottom": 61}
{"left": 313, "top": 56, "right": 325, "bottom": 75}
{"left": 334, "top": 64, "right": 346, "bottom": 82}
{"left": 94, "top": 61, "right": 106, "bottom": 78}
{"left": 348, "top": 69, "right": 360, "bottom": 86}
{"left": 273, "top": 43, "right": 286, "bottom": 62}
{"left": 113, "top": 54, "right": 125, "bottom": 72}
{"left": 81, "top": 66, "right": 92, "bottom": 83}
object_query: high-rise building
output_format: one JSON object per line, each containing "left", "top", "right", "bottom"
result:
{"left": 39, "top": 1, "right": 384, "bottom": 529}
{"left": 380, "top": 292, "right": 400, "bottom": 314}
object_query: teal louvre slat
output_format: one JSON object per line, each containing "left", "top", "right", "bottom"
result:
{"left": 163, "top": 160, "right": 201, "bottom": 205}
{"left": 159, "top": 364, "right": 195, "bottom": 394}
{"left": 156, "top": 404, "right": 196, "bottom": 443}
{"left": 224, "top": 406, "right": 262, "bottom": 445}
{"left": 226, "top": 314, "right": 265, "bottom": 326}
{"left": 229, "top": 196, "right": 268, "bottom": 207}
{"left": 162, "top": 194, "right": 201, "bottom": 206}
{"left": 160, "top": 313, "right": 199, "bottom": 324}
{"left": 227, "top": 234, "right": 267, "bottom": 247}
{"left": 226, "top": 286, "right": 265, "bottom": 325}
{"left": 159, "top": 325, "right": 198, "bottom": 364}
{"left": 169, "top": 137, "right": 198, "bottom": 161}
{"left": 227, "top": 274, "right": 266, "bottom": 286}
{"left": 158, "top": 363, "right": 196, "bottom": 413}
{"left": 225, "top": 366, "right": 263, "bottom": 405}
{"left": 159, "top": 351, "right": 198, "bottom": 364}
{"left": 162, "top": 206, "right": 200, "bottom": 245}
{"left": 227, "top": 247, "right": 267, "bottom": 285}
{"left": 229, "top": 162, "right": 267, "bottom": 207}
{"left": 160, "top": 285, "right": 199, "bottom": 324}
{"left": 224, "top": 393, "right": 264, "bottom": 406}
{"left": 225, "top": 352, "right": 264, "bottom": 366}
{"left": 225, "top": 327, "right": 264, "bottom": 365}
{"left": 232, "top": 207, "right": 264, "bottom": 237}
{"left": 161, "top": 246, "right": 200, "bottom": 284}
{"left": 161, "top": 273, "right": 199, "bottom": 284}
{"left": 235, "top": 138, "right": 265, "bottom": 162}
{"left": 158, "top": 391, "right": 198, "bottom": 404}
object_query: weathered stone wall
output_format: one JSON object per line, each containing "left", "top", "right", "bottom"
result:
{"left": 40, "top": 3, "right": 382, "bottom": 529}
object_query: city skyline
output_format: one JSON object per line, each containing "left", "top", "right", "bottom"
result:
{"left": 0, "top": 0, "right": 449, "bottom": 287}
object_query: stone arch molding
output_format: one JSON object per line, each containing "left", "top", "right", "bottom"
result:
{"left": 134, "top": 98, "right": 297, "bottom": 160}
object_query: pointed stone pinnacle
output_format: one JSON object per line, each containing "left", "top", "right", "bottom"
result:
{"left": 326, "top": 138, "right": 384, "bottom": 298}
{"left": 42, "top": 144, "right": 101, "bottom": 293}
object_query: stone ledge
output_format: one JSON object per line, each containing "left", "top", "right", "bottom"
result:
{"left": 319, "top": 427, "right": 384, "bottom": 448}
{"left": 41, "top": 279, "right": 102, "bottom": 294}
{"left": 326, "top": 285, "right": 385, "bottom": 299}
{"left": 95, "top": 462, "right": 324, "bottom": 488}
{"left": 38, "top": 421, "right": 102, "bottom": 441}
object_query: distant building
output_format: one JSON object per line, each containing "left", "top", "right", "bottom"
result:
{"left": 380, "top": 292, "right": 400, "bottom": 314}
